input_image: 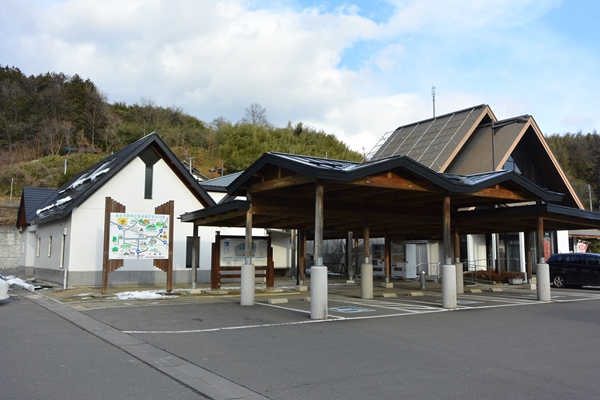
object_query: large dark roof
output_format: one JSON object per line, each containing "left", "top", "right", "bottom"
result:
{"left": 19, "top": 133, "right": 215, "bottom": 227}
{"left": 227, "top": 152, "right": 563, "bottom": 201}
{"left": 181, "top": 152, "right": 569, "bottom": 239}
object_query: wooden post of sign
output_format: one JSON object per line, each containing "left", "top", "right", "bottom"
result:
{"left": 153, "top": 200, "right": 175, "bottom": 292}
{"left": 211, "top": 231, "right": 220, "bottom": 289}
{"left": 102, "top": 197, "right": 125, "bottom": 294}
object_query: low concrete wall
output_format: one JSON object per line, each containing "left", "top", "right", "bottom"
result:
{"left": 0, "top": 224, "right": 20, "bottom": 270}
{"left": 29, "top": 267, "right": 212, "bottom": 288}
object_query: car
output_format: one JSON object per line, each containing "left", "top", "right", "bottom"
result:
{"left": 547, "top": 253, "right": 600, "bottom": 288}
{"left": 0, "top": 275, "right": 9, "bottom": 300}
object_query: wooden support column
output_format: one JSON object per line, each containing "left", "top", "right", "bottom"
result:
{"left": 441, "top": 195, "right": 457, "bottom": 308}
{"left": 385, "top": 233, "right": 391, "bottom": 283}
{"left": 536, "top": 216, "right": 545, "bottom": 263}
{"left": 361, "top": 222, "right": 373, "bottom": 299}
{"left": 536, "top": 215, "right": 551, "bottom": 301}
{"left": 347, "top": 231, "right": 354, "bottom": 282}
{"left": 240, "top": 202, "right": 255, "bottom": 305}
{"left": 314, "top": 182, "right": 324, "bottom": 267}
{"left": 311, "top": 180, "right": 328, "bottom": 319}
{"left": 453, "top": 229, "right": 463, "bottom": 294}
{"left": 525, "top": 231, "right": 532, "bottom": 283}
{"left": 298, "top": 228, "right": 306, "bottom": 285}
{"left": 192, "top": 222, "right": 199, "bottom": 289}
{"left": 453, "top": 230, "right": 460, "bottom": 263}
{"left": 443, "top": 196, "right": 452, "bottom": 264}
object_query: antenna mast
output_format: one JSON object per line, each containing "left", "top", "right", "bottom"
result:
{"left": 431, "top": 85, "right": 436, "bottom": 118}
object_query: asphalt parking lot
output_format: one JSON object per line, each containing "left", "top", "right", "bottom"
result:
{"left": 6, "top": 277, "right": 600, "bottom": 399}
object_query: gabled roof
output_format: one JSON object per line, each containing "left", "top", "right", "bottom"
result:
{"left": 16, "top": 187, "right": 56, "bottom": 228}
{"left": 18, "top": 133, "right": 215, "bottom": 227}
{"left": 368, "top": 104, "right": 495, "bottom": 170}
{"left": 369, "top": 104, "right": 583, "bottom": 209}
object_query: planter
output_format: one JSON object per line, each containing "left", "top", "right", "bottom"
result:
{"left": 508, "top": 278, "right": 524, "bottom": 285}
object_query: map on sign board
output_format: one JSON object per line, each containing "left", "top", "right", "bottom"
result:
{"left": 220, "top": 238, "right": 268, "bottom": 266}
{"left": 108, "top": 213, "right": 169, "bottom": 259}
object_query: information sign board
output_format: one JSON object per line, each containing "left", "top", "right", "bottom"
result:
{"left": 108, "top": 213, "right": 169, "bottom": 259}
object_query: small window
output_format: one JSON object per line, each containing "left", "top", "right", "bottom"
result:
{"left": 36, "top": 237, "right": 41, "bottom": 257}
{"left": 48, "top": 236, "right": 52, "bottom": 257}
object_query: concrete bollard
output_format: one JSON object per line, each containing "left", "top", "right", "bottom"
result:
{"left": 310, "top": 266, "right": 328, "bottom": 320}
{"left": 455, "top": 262, "right": 464, "bottom": 294}
{"left": 536, "top": 263, "right": 551, "bottom": 301}
{"left": 240, "top": 264, "right": 255, "bottom": 306}
{"left": 420, "top": 270, "right": 427, "bottom": 290}
{"left": 441, "top": 264, "right": 457, "bottom": 309}
{"left": 361, "top": 263, "right": 373, "bottom": 299}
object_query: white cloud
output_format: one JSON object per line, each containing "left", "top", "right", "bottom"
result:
{"left": 1, "top": 0, "right": 598, "bottom": 151}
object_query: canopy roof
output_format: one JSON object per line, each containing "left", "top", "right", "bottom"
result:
{"left": 180, "top": 152, "right": 597, "bottom": 240}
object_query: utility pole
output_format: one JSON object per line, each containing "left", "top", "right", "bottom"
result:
{"left": 588, "top": 183, "right": 593, "bottom": 211}
{"left": 431, "top": 85, "right": 436, "bottom": 118}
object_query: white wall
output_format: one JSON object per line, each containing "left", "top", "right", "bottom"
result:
{"left": 67, "top": 157, "right": 204, "bottom": 274}
{"left": 467, "top": 234, "right": 488, "bottom": 270}
{"left": 557, "top": 230, "right": 570, "bottom": 253}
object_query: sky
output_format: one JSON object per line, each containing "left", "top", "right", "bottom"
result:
{"left": 1, "top": 0, "right": 599, "bottom": 154}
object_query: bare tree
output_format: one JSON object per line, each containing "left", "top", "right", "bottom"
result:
{"left": 241, "top": 103, "right": 269, "bottom": 126}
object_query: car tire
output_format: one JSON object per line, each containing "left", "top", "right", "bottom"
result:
{"left": 552, "top": 274, "right": 566, "bottom": 288}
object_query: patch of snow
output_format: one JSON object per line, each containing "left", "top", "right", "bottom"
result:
{"left": 65, "top": 161, "right": 112, "bottom": 191}
{"left": 36, "top": 196, "right": 73, "bottom": 215}
{"left": 110, "top": 290, "right": 178, "bottom": 300}
{"left": 90, "top": 167, "right": 109, "bottom": 180}
{"left": 4, "top": 276, "right": 41, "bottom": 291}
{"left": 36, "top": 203, "right": 55, "bottom": 215}
{"left": 55, "top": 196, "right": 72, "bottom": 206}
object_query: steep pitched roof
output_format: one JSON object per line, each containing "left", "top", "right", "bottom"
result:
{"left": 368, "top": 104, "right": 495, "bottom": 170}
{"left": 369, "top": 104, "right": 583, "bottom": 209}
{"left": 19, "top": 133, "right": 215, "bottom": 227}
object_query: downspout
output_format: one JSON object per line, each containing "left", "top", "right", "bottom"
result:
{"left": 61, "top": 228, "right": 68, "bottom": 289}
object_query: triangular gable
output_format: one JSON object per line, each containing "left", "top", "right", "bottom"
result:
{"left": 446, "top": 116, "right": 582, "bottom": 209}
{"left": 371, "top": 104, "right": 583, "bottom": 209}
{"left": 27, "top": 133, "right": 215, "bottom": 225}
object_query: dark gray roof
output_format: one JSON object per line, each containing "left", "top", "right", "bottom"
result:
{"left": 16, "top": 187, "right": 57, "bottom": 227}
{"left": 367, "top": 104, "right": 493, "bottom": 169}
{"left": 227, "top": 152, "right": 563, "bottom": 201}
{"left": 20, "top": 133, "right": 215, "bottom": 226}
{"left": 199, "top": 172, "right": 243, "bottom": 193}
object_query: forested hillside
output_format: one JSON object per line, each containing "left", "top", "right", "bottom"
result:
{"left": 0, "top": 65, "right": 362, "bottom": 202}
{"left": 1, "top": 65, "right": 599, "bottom": 211}
{"left": 546, "top": 132, "right": 600, "bottom": 210}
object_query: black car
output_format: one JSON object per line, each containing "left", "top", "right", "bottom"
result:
{"left": 547, "top": 253, "right": 600, "bottom": 288}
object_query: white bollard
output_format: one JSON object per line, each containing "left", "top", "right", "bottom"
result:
{"left": 455, "top": 262, "right": 464, "bottom": 294}
{"left": 441, "top": 264, "right": 457, "bottom": 309}
{"left": 240, "top": 264, "right": 255, "bottom": 306}
{"left": 536, "top": 263, "right": 551, "bottom": 301}
{"left": 361, "top": 263, "right": 373, "bottom": 299}
{"left": 310, "top": 266, "right": 328, "bottom": 320}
